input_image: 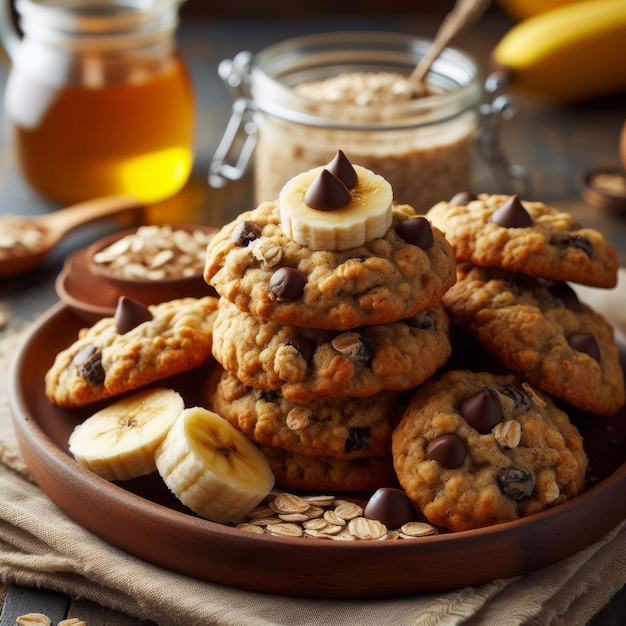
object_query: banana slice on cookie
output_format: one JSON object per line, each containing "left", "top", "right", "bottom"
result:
{"left": 68, "top": 387, "right": 184, "bottom": 481}
{"left": 280, "top": 150, "right": 393, "bottom": 251}
{"left": 155, "top": 406, "right": 275, "bottom": 523}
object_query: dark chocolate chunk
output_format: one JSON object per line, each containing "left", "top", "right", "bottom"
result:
{"left": 449, "top": 191, "right": 476, "bottom": 206}
{"left": 568, "top": 332, "right": 601, "bottom": 362}
{"left": 404, "top": 309, "right": 435, "bottom": 331}
{"left": 325, "top": 149, "right": 358, "bottom": 189}
{"left": 282, "top": 335, "right": 316, "bottom": 363}
{"left": 231, "top": 220, "right": 262, "bottom": 246}
{"left": 70, "top": 344, "right": 98, "bottom": 367}
{"left": 497, "top": 467, "right": 535, "bottom": 501}
{"left": 396, "top": 216, "right": 434, "bottom": 249}
{"left": 304, "top": 169, "right": 351, "bottom": 210}
{"left": 344, "top": 425, "right": 370, "bottom": 453}
{"left": 500, "top": 384, "right": 532, "bottom": 412}
{"left": 77, "top": 349, "right": 105, "bottom": 385}
{"left": 426, "top": 434, "right": 466, "bottom": 469}
{"left": 114, "top": 296, "right": 153, "bottom": 334}
{"left": 548, "top": 282, "right": 582, "bottom": 312}
{"left": 489, "top": 194, "right": 533, "bottom": 228}
{"left": 459, "top": 388, "right": 503, "bottom": 434}
{"left": 363, "top": 487, "right": 422, "bottom": 529}
{"left": 258, "top": 388, "right": 280, "bottom": 402}
{"left": 269, "top": 267, "right": 307, "bottom": 301}
{"left": 557, "top": 234, "right": 593, "bottom": 259}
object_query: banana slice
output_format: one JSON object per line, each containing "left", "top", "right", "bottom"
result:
{"left": 68, "top": 387, "right": 184, "bottom": 481}
{"left": 279, "top": 156, "right": 393, "bottom": 251}
{"left": 155, "top": 406, "right": 275, "bottom": 523}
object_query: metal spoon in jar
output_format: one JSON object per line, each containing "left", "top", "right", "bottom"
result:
{"left": 410, "top": 0, "right": 493, "bottom": 96}
{"left": 0, "top": 195, "right": 145, "bottom": 278}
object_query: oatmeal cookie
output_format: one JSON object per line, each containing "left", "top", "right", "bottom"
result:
{"left": 204, "top": 200, "right": 456, "bottom": 330}
{"left": 392, "top": 370, "right": 588, "bottom": 531}
{"left": 443, "top": 263, "right": 624, "bottom": 415}
{"left": 45, "top": 296, "right": 219, "bottom": 408}
{"left": 427, "top": 193, "right": 619, "bottom": 288}
{"left": 261, "top": 445, "right": 397, "bottom": 493}
{"left": 211, "top": 298, "right": 451, "bottom": 403}
{"left": 204, "top": 366, "right": 403, "bottom": 460}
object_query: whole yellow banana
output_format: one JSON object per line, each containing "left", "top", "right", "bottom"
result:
{"left": 492, "top": 0, "right": 626, "bottom": 104}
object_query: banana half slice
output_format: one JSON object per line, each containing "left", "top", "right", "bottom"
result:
{"left": 68, "top": 387, "right": 185, "bottom": 481}
{"left": 155, "top": 406, "right": 275, "bottom": 524}
{"left": 280, "top": 156, "right": 393, "bottom": 252}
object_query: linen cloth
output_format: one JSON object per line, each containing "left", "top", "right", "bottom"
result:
{"left": 1, "top": 273, "right": 625, "bottom": 626}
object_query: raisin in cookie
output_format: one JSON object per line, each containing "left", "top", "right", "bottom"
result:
{"left": 261, "top": 445, "right": 397, "bottom": 493}
{"left": 204, "top": 201, "right": 456, "bottom": 330}
{"left": 45, "top": 296, "right": 219, "bottom": 408}
{"left": 204, "top": 366, "right": 403, "bottom": 460}
{"left": 211, "top": 298, "right": 451, "bottom": 403}
{"left": 427, "top": 193, "right": 618, "bottom": 288}
{"left": 443, "top": 263, "right": 624, "bottom": 415}
{"left": 392, "top": 370, "right": 588, "bottom": 532}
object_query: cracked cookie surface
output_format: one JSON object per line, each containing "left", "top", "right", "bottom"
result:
{"left": 204, "top": 200, "right": 456, "bottom": 330}
{"left": 392, "top": 370, "right": 588, "bottom": 531}
{"left": 45, "top": 296, "right": 219, "bottom": 408}
{"left": 211, "top": 298, "right": 451, "bottom": 403}
{"left": 427, "top": 193, "right": 619, "bottom": 288}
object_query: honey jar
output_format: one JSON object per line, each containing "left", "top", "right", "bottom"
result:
{"left": 1, "top": 0, "right": 195, "bottom": 205}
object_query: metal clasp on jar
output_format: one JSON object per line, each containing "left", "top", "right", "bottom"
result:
{"left": 208, "top": 51, "right": 257, "bottom": 188}
{"left": 476, "top": 72, "right": 532, "bottom": 197}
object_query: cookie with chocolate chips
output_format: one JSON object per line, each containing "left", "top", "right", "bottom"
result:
{"left": 204, "top": 201, "right": 456, "bottom": 330}
{"left": 204, "top": 365, "right": 403, "bottom": 460}
{"left": 443, "top": 263, "right": 624, "bottom": 415}
{"left": 426, "top": 193, "right": 619, "bottom": 288}
{"left": 45, "top": 296, "right": 219, "bottom": 408}
{"left": 392, "top": 370, "right": 588, "bottom": 532}
{"left": 210, "top": 298, "right": 451, "bottom": 403}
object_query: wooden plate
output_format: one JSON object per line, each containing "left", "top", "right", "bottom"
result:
{"left": 8, "top": 303, "right": 626, "bottom": 598}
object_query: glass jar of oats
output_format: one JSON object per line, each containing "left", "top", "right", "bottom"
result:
{"left": 210, "top": 31, "right": 526, "bottom": 213}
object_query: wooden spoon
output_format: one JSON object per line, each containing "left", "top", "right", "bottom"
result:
{"left": 0, "top": 195, "right": 145, "bottom": 278}
{"left": 410, "top": 0, "right": 493, "bottom": 95}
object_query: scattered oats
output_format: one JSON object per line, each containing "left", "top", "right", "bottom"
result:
{"left": 0, "top": 214, "right": 45, "bottom": 259}
{"left": 303, "top": 528, "right": 332, "bottom": 539}
{"left": 236, "top": 522, "right": 267, "bottom": 534}
{"left": 251, "top": 239, "right": 283, "bottom": 267}
{"left": 386, "top": 530, "right": 401, "bottom": 541}
{"left": 58, "top": 619, "right": 87, "bottom": 626}
{"left": 246, "top": 504, "right": 275, "bottom": 518}
{"left": 266, "top": 522, "right": 304, "bottom": 538}
{"left": 286, "top": 407, "right": 311, "bottom": 430}
{"left": 399, "top": 521, "right": 438, "bottom": 537}
{"left": 540, "top": 480, "right": 561, "bottom": 504}
{"left": 16, "top": 615, "right": 51, "bottom": 626}
{"left": 303, "top": 517, "right": 329, "bottom": 531}
{"left": 247, "top": 515, "right": 283, "bottom": 526}
{"left": 279, "top": 512, "right": 310, "bottom": 523}
{"left": 302, "top": 494, "right": 336, "bottom": 506}
{"left": 493, "top": 419, "right": 522, "bottom": 449}
{"left": 522, "top": 382, "right": 547, "bottom": 408}
{"left": 318, "top": 523, "right": 344, "bottom": 536}
{"left": 334, "top": 501, "right": 362, "bottom": 520}
{"left": 323, "top": 509, "right": 346, "bottom": 526}
{"left": 303, "top": 505, "right": 324, "bottom": 519}
{"left": 348, "top": 517, "right": 387, "bottom": 540}
{"left": 330, "top": 528, "right": 357, "bottom": 541}
{"left": 270, "top": 492, "right": 310, "bottom": 514}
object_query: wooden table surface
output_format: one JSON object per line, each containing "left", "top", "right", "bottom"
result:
{"left": 0, "top": 6, "right": 624, "bottom": 625}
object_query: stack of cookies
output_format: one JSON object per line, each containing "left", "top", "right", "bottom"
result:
{"left": 203, "top": 151, "right": 456, "bottom": 493}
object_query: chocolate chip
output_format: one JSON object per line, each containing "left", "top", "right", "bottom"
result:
{"left": 568, "top": 332, "right": 601, "bottom": 362}
{"left": 269, "top": 267, "right": 307, "bottom": 301}
{"left": 77, "top": 349, "right": 105, "bottom": 385}
{"left": 500, "top": 385, "right": 532, "bottom": 412}
{"left": 548, "top": 282, "right": 582, "bottom": 312}
{"left": 331, "top": 332, "right": 372, "bottom": 363}
{"left": 325, "top": 150, "right": 358, "bottom": 189}
{"left": 231, "top": 220, "right": 262, "bottom": 246}
{"left": 556, "top": 235, "right": 593, "bottom": 259}
{"left": 282, "top": 335, "right": 316, "bottom": 363}
{"left": 426, "top": 434, "right": 466, "bottom": 469}
{"left": 489, "top": 194, "right": 533, "bottom": 228}
{"left": 114, "top": 296, "right": 153, "bottom": 334}
{"left": 404, "top": 309, "right": 435, "bottom": 331}
{"left": 497, "top": 467, "right": 535, "bottom": 501}
{"left": 344, "top": 426, "right": 370, "bottom": 453}
{"left": 304, "top": 169, "right": 351, "bottom": 211}
{"left": 459, "top": 388, "right": 503, "bottom": 434}
{"left": 363, "top": 487, "right": 422, "bottom": 529}
{"left": 396, "top": 216, "right": 434, "bottom": 249}
{"left": 258, "top": 388, "right": 280, "bottom": 402}
{"left": 70, "top": 344, "right": 98, "bottom": 367}
{"left": 449, "top": 191, "right": 476, "bottom": 205}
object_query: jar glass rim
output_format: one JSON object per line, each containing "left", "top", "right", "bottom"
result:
{"left": 250, "top": 31, "right": 483, "bottom": 131}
